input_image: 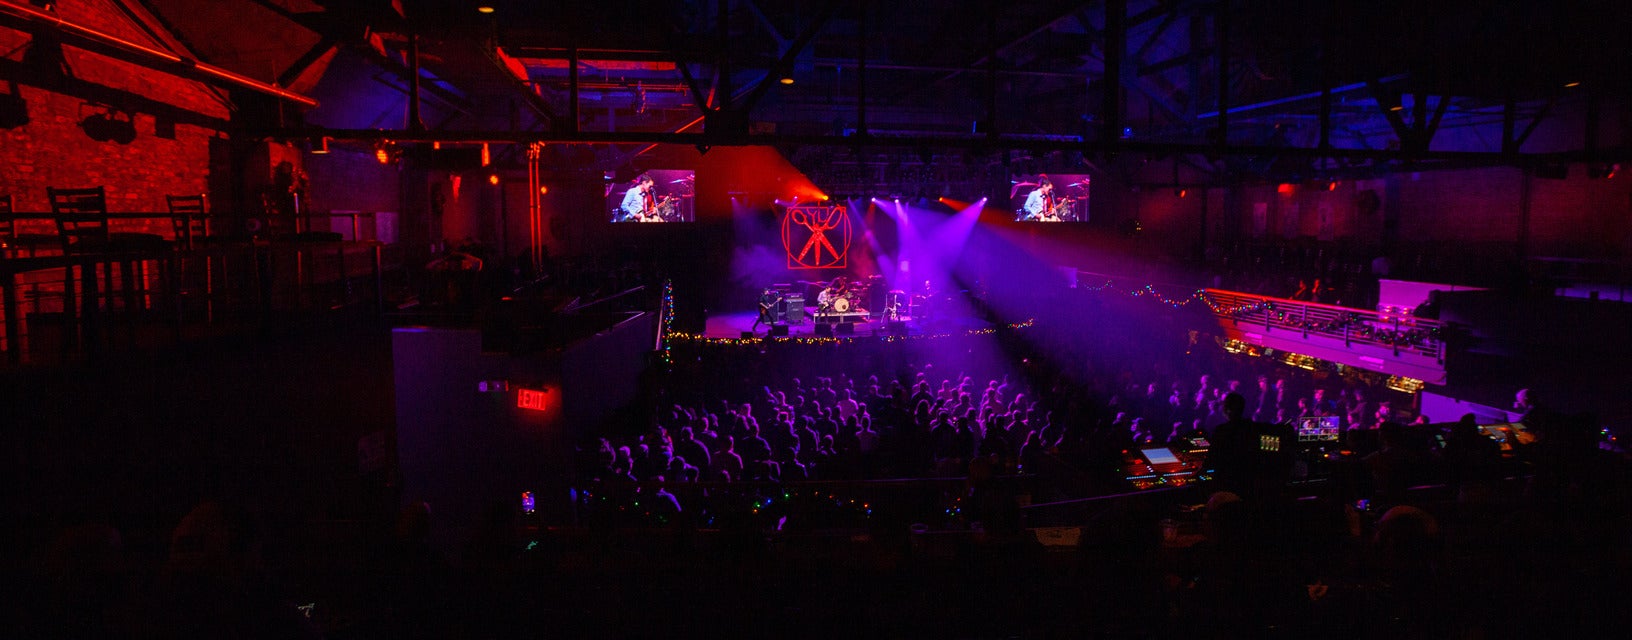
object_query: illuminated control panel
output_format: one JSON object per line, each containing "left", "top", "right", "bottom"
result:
{"left": 1123, "top": 443, "right": 1211, "bottom": 490}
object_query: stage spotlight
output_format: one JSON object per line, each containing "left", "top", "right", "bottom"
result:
{"left": 538, "top": 185, "right": 548, "bottom": 195}
{"left": 1175, "top": 188, "right": 1187, "bottom": 198}
{"left": 1327, "top": 180, "right": 1339, "bottom": 191}
{"left": 477, "top": 6, "right": 495, "bottom": 14}
{"left": 79, "top": 110, "right": 136, "bottom": 144}
{"left": 488, "top": 174, "right": 499, "bottom": 185}
{"left": 1277, "top": 183, "right": 1295, "bottom": 194}
{"left": 1389, "top": 105, "right": 1404, "bottom": 112}
{"left": 1565, "top": 81, "right": 1581, "bottom": 88}
{"left": 779, "top": 76, "right": 794, "bottom": 85}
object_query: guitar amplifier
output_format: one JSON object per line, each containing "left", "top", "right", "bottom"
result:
{"left": 783, "top": 294, "right": 804, "bottom": 323}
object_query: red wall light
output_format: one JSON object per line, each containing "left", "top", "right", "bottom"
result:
{"left": 1276, "top": 183, "right": 1295, "bottom": 195}
{"left": 517, "top": 388, "right": 549, "bottom": 412}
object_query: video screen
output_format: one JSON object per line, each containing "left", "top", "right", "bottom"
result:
{"left": 1141, "top": 447, "right": 1181, "bottom": 466}
{"left": 1011, "top": 173, "right": 1089, "bottom": 222}
{"left": 1295, "top": 416, "right": 1342, "bottom": 442}
{"left": 608, "top": 169, "right": 694, "bottom": 222}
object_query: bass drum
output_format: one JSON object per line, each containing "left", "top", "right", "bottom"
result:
{"left": 832, "top": 297, "right": 850, "bottom": 313}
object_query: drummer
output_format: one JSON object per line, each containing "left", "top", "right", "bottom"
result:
{"left": 816, "top": 276, "right": 849, "bottom": 320}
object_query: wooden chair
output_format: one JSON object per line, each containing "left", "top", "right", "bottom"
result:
{"left": 48, "top": 187, "right": 171, "bottom": 340}
{"left": 166, "top": 194, "right": 208, "bottom": 250}
{"left": 1, "top": 194, "right": 59, "bottom": 257}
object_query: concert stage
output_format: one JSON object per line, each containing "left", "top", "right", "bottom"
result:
{"left": 701, "top": 309, "right": 994, "bottom": 340}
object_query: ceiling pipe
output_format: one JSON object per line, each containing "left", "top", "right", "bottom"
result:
{"left": 256, "top": 126, "right": 1621, "bottom": 163}
{"left": 0, "top": 0, "right": 318, "bottom": 107}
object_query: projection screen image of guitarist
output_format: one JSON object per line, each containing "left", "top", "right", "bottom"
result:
{"left": 608, "top": 169, "right": 695, "bottom": 222}
{"left": 1011, "top": 174, "right": 1089, "bottom": 222}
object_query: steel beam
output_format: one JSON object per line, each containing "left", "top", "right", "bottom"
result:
{"left": 260, "top": 126, "right": 1623, "bottom": 164}
{"left": 0, "top": 0, "right": 317, "bottom": 106}
{"left": 1104, "top": 0, "right": 1124, "bottom": 145}
{"left": 735, "top": 4, "right": 835, "bottom": 114}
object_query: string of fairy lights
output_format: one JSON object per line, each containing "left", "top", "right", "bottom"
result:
{"left": 666, "top": 319, "right": 1038, "bottom": 347}
{"left": 659, "top": 280, "right": 675, "bottom": 363}
{"left": 656, "top": 280, "right": 1439, "bottom": 352}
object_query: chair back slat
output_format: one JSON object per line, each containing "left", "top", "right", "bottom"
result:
{"left": 167, "top": 194, "right": 208, "bottom": 249}
{"left": 48, "top": 187, "right": 109, "bottom": 253}
{"left": 0, "top": 194, "right": 12, "bottom": 247}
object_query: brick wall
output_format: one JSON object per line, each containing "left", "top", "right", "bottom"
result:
{"left": 0, "top": 0, "right": 231, "bottom": 237}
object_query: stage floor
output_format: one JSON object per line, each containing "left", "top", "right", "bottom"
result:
{"left": 701, "top": 310, "right": 992, "bottom": 339}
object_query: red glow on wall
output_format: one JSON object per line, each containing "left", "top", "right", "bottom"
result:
{"left": 517, "top": 388, "right": 548, "bottom": 412}
{"left": 1277, "top": 183, "right": 1295, "bottom": 194}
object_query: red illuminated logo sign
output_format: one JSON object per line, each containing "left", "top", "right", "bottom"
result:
{"left": 517, "top": 388, "right": 548, "bottom": 412}
{"left": 782, "top": 205, "right": 851, "bottom": 269}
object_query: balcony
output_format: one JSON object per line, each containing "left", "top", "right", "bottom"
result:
{"left": 1201, "top": 289, "right": 1448, "bottom": 384}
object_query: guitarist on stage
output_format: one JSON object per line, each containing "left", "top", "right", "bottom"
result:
{"left": 753, "top": 287, "right": 782, "bottom": 331}
{"left": 1020, "top": 177, "right": 1073, "bottom": 221}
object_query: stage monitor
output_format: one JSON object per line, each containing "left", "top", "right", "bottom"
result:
{"left": 1011, "top": 173, "right": 1089, "bottom": 222}
{"left": 608, "top": 169, "right": 694, "bottom": 222}
{"left": 1295, "top": 416, "right": 1342, "bottom": 442}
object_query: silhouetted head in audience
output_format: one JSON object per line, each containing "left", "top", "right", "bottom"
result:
{"left": 1222, "top": 392, "right": 1246, "bottom": 421}
{"left": 165, "top": 500, "right": 264, "bottom": 579}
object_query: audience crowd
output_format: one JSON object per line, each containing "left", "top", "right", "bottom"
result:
{"left": 12, "top": 274, "right": 1628, "bottom": 639}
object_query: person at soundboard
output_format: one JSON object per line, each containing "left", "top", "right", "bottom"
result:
{"left": 1204, "top": 392, "right": 1296, "bottom": 504}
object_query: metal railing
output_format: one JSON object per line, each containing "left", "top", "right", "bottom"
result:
{"left": 1201, "top": 288, "right": 1444, "bottom": 360}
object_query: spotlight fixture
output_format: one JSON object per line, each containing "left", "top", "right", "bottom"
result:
{"left": 488, "top": 174, "right": 500, "bottom": 185}
{"left": 539, "top": 185, "right": 549, "bottom": 195}
{"left": 477, "top": 6, "right": 495, "bottom": 14}
{"left": 1389, "top": 105, "right": 1404, "bottom": 112}
{"left": 1175, "top": 188, "right": 1188, "bottom": 198}
{"left": 1564, "top": 81, "right": 1581, "bottom": 88}
{"left": 374, "top": 140, "right": 399, "bottom": 164}
{"left": 79, "top": 109, "right": 136, "bottom": 144}
{"left": 1327, "top": 180, "right": 1339, "bottom": 191}
{"left": 779, "top": 76, "right": 794, "bottom": 85}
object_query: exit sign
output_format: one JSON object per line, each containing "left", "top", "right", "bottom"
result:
{"left": 517, "top": 388, "right": 549, "bottom": 412}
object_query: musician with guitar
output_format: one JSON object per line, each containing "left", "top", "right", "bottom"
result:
{"left": 1020, "top": 178, "right": 1073, "bottom": 221}
{"left": 617, "top": 174, "right": 677, "bottom": 222}
{"left": 753, "top": 287, "right": 783, "bottom": 331}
